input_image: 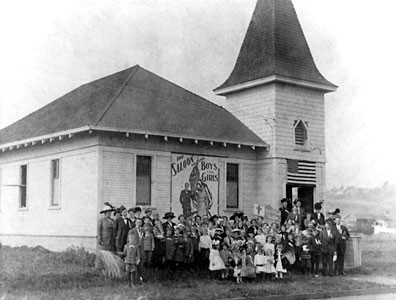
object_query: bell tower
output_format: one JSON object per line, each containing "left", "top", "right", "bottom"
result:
{"left": 214, "top": 0, "right": 337, "bottom": 210}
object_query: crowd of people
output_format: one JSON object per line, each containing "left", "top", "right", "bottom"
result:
{"left": 96, "top": 199, "right": 350, "bottom": 287}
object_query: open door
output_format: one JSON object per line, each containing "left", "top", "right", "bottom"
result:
{"left": 286, "top": 184, "right": 314, "bottom": 214}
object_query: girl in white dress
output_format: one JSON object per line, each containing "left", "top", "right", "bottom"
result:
{"left": 275, "top": 244, "right": 287, "bottom": 279}
{"left": 263, "top": 248, "right": 276, "bottom": 280}
{"left": 209, "top": 240, "right": 225, "bottom": 279}
{"left": 254, "top": 245, "right": 266, "bottom": 281}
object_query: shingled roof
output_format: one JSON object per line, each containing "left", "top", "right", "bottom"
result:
{"left": 0, "top": 65, "right": 267, "bottom": 148}
{"left": 214, "top": 0, "right": 337, "bottom": 94}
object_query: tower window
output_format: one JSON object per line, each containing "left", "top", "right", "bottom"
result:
{"left": 294, "top": 120, "right": 308, "bottom": 147}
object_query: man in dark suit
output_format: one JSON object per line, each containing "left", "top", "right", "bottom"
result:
{"left": 320, "top": 220, "right": 339, "bottom": 276}
{"left": 334, "top": 216, "right": 350, "bottom": 275}
{"left": 114, "top": 205, "right": 132, "bottom": 252}
{"left": 279, "top": 198, "right": 290, "bottom": 225}
{"left": 312, "top": 202, "right": 325, "bottom": 226}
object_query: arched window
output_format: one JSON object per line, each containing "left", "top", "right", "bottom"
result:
{"left": 294, "top": 120, "right": 308, "bottom": 147}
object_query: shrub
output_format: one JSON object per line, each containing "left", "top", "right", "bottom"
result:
{"left": 59, "top": 246, "right": 96, "bottom": 268}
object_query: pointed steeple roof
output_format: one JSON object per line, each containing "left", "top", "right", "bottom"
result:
{"left": 214, "top": 0, "right": 337, "bottom": 95}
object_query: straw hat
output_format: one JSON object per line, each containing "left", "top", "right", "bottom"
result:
{"left": 100, "top": 204, "right": 115, "bottom": 214}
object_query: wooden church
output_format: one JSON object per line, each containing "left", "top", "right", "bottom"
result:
{"left": 0, "top": 0, "right": 336, "bottom": 251}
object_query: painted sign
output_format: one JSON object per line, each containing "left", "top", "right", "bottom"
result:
{"left": 264, "top": 205, "right": 281, "bottom": 224}
{"left": 253, "top": 204, "right": 265, "bottom": 217}
{"left": 171, "top": 153, "right": 219, "bottom": 217}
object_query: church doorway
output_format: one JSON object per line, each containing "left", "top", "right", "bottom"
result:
{"left": 286, "top": 184, "right": 314, "bottom": 214}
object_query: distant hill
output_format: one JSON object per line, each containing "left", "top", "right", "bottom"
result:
{"left": 325, "top": 182, "right": 396, "bottom": 221}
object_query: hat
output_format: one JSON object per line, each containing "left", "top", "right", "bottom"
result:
{"left": 163, "top": 212, "right": 175, "bottom": 219}
{"left": 118, "top": 205, "right": 127, "bottom": 212}
{"left": 128, "top": 207, "right": 134, "bottom": 213}
{"left": 209, "top": 215, "right": 219, "bottom": 222}
{"left": 134, "top": 207, "right": 142, "bottom": 213}
{"left": 215, "top": 227, "right": 224, "bottom": 233}
{"left": 100, "top": 204, "right": 115, "bottom": 214}
{"left": 247, "top": 227, "right": 255, "bottom": 235}
{"left": 280, "top": 198, "right": 288, "bottom": 203}
{"left": 145, "top": 208, "right": 152, "bottom": 213}
{"left": 294, "top": 198, "right": 304, "bottom": 205}
{"left": 329, "top": 208, "right": 340, "bottom": 215}
{"left": 230, "top": 212, "right": 244, "bottom": 221}
{"left": 314, "top": 202, "right": 322, "bottom": 210}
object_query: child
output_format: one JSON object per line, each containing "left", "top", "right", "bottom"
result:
{"left": 164, "top": 228, "right": 175, "bottom": 275}
{"left": 254, "top": 245, "right": 266, "bottom": 281}
{"left": 244, "top": 241, "right": 256, "bottom": 279}
{"left": 123, "top": 234, "right": 141, "bottom": 287}
{"left": 264, "top": 235, "right": 275, "bottom": 254}
{"left": 275, "top": 244, "right": 287, "bottom": 279}
{"left": 183, "top": 231, "right": 194, "bottom": 272}
{"left": 232, "top": 255, "right": 243, "bottom": 284}
{"left": 309, "top": 229, "right": 322, "bottom": 277}
{"left": 141, "top": 223, "right": 155, "bottom": 277}
{"left": 209, "top": 240, "right": 226, "bottom": 279}
{"left": 284, "top": 233, "right": 296, "bottom": 272}
{"left": 190, "top": 226, "right": 200, "bottom": 271}
{"left": 255, "top": 228, "right": 266, "bottom": 248}
{"left": 198, "top": 228, "right": 212, "bottom": 270}
{"left": 174, "top": 228, "right": 186, "bottom": 272}
{"left": 300, "top": 236, "right": 311, "bottom": 275}
{"left": 263, "top": 248, "right": 275, "bottom": 280}
{"left": 220, "top": 243, "right": 233, "bottom": 279}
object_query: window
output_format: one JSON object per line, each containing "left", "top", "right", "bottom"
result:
{"left": 294, "top": 120, "right": 308, "bottom": 147}
{"left": 226, "top": 163, "right": 239, "bottom": 208}
{"left": 136, "top": 156, "right": 151, "bottom": 205}
{"left": 51, "top": 159, "right": 60, "bottom": 206}
{"left": 20, "top": 165, "right": 27, "bottom": 208}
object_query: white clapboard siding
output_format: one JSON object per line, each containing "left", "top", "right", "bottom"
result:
{"left": 102, "top": 150, "right": 135, "bottom": 209}
{"left": 155, "top": 154, "right": 171, "bottom": 215}
{"left": 241, "top": 163, "right": 258, "bottom": 217}
{"left": 0, "top": 150, "right": 98, "bottom": 250}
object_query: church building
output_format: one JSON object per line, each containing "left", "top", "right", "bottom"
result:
{"left": 0, "top": 0, "right": 336, "bottom": 251}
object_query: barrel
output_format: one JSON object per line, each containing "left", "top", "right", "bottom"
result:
{"left": 344, "top": 232, "right": 363, "bottom": 268}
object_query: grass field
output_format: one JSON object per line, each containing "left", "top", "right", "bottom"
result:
{"left": 1, "top": 234, "right": 396, "bottom": 300}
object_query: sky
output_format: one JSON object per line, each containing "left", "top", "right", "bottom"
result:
{"left": 0, "top": 0, "right": 395, "bottom": 188}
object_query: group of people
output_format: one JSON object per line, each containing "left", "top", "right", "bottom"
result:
{"left": 96, "top": 199, "right": 350, "bottom": 287}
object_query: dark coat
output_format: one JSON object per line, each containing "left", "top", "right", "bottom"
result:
{"left": 162, "top": 221, "right": 176, "bottom": 236}
{"left": 97, "top": 216, "right": 115, "bottom": 251}
{"left": 115, "top": 217, "right": 132, "bottom": 252}
{"left": 279, "top": 207, "right": 290, "bottom": 225}
{"left": 312, "top": 212, "right": 325, "bottom": 226}
{"left": 319, "top": 228, "right": 338, "bottom": 254}
{"left": 334, "top": 224, "right": 350, "bottom": 253}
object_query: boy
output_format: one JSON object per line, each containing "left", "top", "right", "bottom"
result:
{"left": 123, "top": 234, "right": 140, "bottom": 287}
{"left": 309, "top": 228, "right": 322, "bottom": 277}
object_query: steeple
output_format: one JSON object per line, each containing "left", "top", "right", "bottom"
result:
{"left": 214, "top": 0, "right": 337, "bottom": 95}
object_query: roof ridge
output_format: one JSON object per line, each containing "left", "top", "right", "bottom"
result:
{"left": 138, "top": 67, "right": 229, "bottom": 112}
{"left": 93, "top": 65, "right": 140, "bottom": 126}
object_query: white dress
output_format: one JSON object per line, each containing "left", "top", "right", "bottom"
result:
{"left": 254, "top": 254, "right": 266, "bottom": 273}
{"left": 275, "top": 250, "right": 287, "bottom": 273}
{"left": 263, "top": 255, "right": 276, "bottom": 273}
{"left": 209, "top": 249, "right": 226, "bottom": 271}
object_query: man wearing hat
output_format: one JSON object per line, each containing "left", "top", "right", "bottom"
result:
{"left": 334, "top": 216, "right": 350, "bottom": 276}
{"left": 279, "top": 198, "right": 290, "bottom": 225}
{"left": 115, "top": 205, "right": 132, "bottom": 252}
{"left": 162, "top": 212, "right": 176, "bottom": 236}
{"left": 312, "top": 202, "right": 325, "bottom": 226}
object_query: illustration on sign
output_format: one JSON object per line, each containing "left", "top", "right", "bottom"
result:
{"left": 171, "top": 154, "right": 219, "bottom": 217}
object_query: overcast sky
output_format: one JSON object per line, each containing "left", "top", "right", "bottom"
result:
{"left": 0, "top": 0, "right": 395, "bottom": 188}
